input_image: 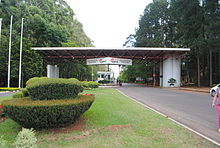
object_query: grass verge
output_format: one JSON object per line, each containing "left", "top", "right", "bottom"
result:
{"left": 0, "top": 95, "right": 12, "bottom": 103}
{"left": 0, "top": 88, "right": 218, "bottom": 148}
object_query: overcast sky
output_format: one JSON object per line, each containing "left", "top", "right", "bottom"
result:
{"left": 65, "top": 0, "right": 152, "bottom": 47}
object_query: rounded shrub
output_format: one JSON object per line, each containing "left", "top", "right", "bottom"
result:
{"left": 98, "top": 80, "right": 110, "bottom": 84}
{"left": 69, "top": 78, "right": 81, "bottom": 83}
{"left": 82, "top": 81, "right": 99, "bottom": 89}
{"left": 2, "top": 95, "right": 95, "bottom": 129}
{"left": 26, "top": 77, "right": 48, "bottom": 86}
{"left": 26, "top": 78, "right": 84, "bottom": 100}
{"left": 21, "top": 88, "right": 29, "bottom": 97}
{"left": 13, "top": 88, "right": 29, "bottom": 98}
{"left": 15, "top": 128, "right": 37, "bottom": 148}
{"left": 13, "top": 91, "right": 24, "bottom": 98}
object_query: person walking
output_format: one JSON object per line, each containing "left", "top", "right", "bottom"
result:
{"left": 212, "top": 85, "right": 220, "bottom": 132}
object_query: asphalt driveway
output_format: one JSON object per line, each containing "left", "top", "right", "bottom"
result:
{"left": 117, "top": 83, "right": 220, "bottom": 144}
{"left": 0, "top": 91, "right": 16, "bottom": 97}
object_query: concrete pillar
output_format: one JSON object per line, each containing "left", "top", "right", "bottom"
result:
{"left": 159, "top": 62, "right": 163, "bottom": 87}
{"left": 163, "top": 55, "right": 181, "bottom": 87}
{"left": 54, "top": 65, "right": 59, "bottom": 78}
{"left": 47, "top": 65, "right": 59, "bottom": 78}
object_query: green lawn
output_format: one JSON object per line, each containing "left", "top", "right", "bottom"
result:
{"left": 0, "top": 95, "right": 13, "bottom": 103}
{"left": 0, "top": 88, "right": 218, "bottom": 148}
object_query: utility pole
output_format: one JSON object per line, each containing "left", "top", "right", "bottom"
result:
{"left": 18, "top": 18, "right": 24, "bottom": 88}
{"left": 7, "top": 16, "right": 13, "bottom": 88}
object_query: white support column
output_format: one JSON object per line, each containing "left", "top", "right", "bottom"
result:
{"left": 47, "top": 65, "right": 59, "bottom": 78}
{"left": 47, "top": 65, "right": 54, "bottom": 78}
{"left": 163, "top": 55, "right": 181, "bottom": 87}
{"left": 54, "top": 65, "right": 59, "bottom": 78}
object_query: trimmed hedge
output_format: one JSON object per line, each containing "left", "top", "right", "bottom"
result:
{"left": 13, "top": 91, "right": 24, "bottom": 98}
{"left": 13, "top": 88, "right": 29, "bottom": 98}
{"left": 26, "top": 77, "right": 48, "bottom": 86}
{"left": 21, "top": 88, "right": 29, "bottom": 97}
{"left": 69, "top": 78, "right": 81, "bottom": 83}
{"left": 81, "top": 81, "right": 100, "bottom": 89}
{"left": 2, "top": 95, "right": 95, "bottom": 129}
{"left": 26, "top": 78, "right": 84, "bottom": 100}
{"left": 0, "top": 87, "right": 20, "bottom": 91}
{"left": 98, "top": 80, "right": 110, "bottom": 84}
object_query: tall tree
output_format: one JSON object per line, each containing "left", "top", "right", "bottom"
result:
{"left": 135, "top": 0, "right": 170, "bottom": 47}
{"left": 0, "top": 0, "right": 93, "bottom": 87}
{"left": 124, "top": 0, "right": 220, "bottom": 86}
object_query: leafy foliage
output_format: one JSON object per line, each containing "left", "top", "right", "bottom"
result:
{"left": 13, "top": 88, "right": 29, "bottom": 98}
{"left": 168, "top": 78, "right": 177, "bottom": 84}
{"left": 12, "top": 91, "right": 24, "bottom": 98}
{"left": 119, "top": 62, "right": 155, "bottom": 83}
{"left": 26, "top": 78, "right": 84, "bottom": 100}
{"left": 0, "top": 136, "right": 7, "bottom": 148}
{"left": 0, "top": 0, "right": 93, "bottom": 87}
{"left": 123, "top": 0, "right": 220, "bottom": 86}
{"left": 2, "top": 96, "right": 95, "bottom": 128}
{"left": 81, "top": 81, "right": 100, "bottom": 89}
{"left": 15, "top": 128, "right": 37, "bottom": 148}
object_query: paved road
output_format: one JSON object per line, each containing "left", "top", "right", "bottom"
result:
{"left": 0, "top": 91, "right": 16, "bottom": 97}
{"left": 117, "top": 83, "right": 220, "bottom": 144}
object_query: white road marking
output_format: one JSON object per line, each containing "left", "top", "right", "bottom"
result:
{"left": 117, "top": 89, "right": 220, "bottom": 147}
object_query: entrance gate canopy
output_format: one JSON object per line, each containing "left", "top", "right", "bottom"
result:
{"left": 31, "top": 47, "right": 190, "bottom": 87}
{"left": 31, "top": 47, "right": 190, "bottom": 62}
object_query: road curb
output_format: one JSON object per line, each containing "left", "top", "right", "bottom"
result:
{"left": 116, "top": 89, "right": 220, "bottom": 147}
{"left": 0, "top": 91, "right": 10, "bottom": 94}
{"left": 178, "top": 88, "right": 209, "bottom": 93}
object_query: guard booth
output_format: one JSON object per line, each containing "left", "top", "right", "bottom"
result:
{"left": 86, "top": 56, "right": 132, "bottom": 83}
{"left": 32, "top": 47, "right": 190, "bottom": 87}
{"left": 97, "top": 71, "right": 114, "bottom": 83}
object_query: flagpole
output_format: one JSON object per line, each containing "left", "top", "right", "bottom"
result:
{"left": 18, "top": 18, "right": 24, "bottom": 88}
{"left": 8, "top": 15, "right": 13, "bottom": 88}
{"left": 0, "top": 18, "right": 2, "bottom": 44}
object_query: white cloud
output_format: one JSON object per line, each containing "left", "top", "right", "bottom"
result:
{"left": 65, "top": 0, "right": 152, "bottom": 47}
{"left": 64, "top": 0, "right": 152, "bottom": 78}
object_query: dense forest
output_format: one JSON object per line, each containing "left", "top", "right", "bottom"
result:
{"left": 0, "top": 0, "right": 219, "bottom": 87}
{"left": 0, "top": 0, "right": 93, "bottom": 87}
{"left": 122, "top": 0, "right": 220, "bottom": 86}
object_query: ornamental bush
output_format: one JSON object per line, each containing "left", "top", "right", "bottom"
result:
{"left": 69, "top": 78, "right": 81, "bottom": 83}
{"left": 81, "top": 81, "right": 100, "bottom": 89}
{"left": 2, "top": 95, "right": 95, "bottom": 129}
{"left": 13, "top": 88, "right": 29, "bottom": 98}
{"left": 0, "top": 104, "right": 5, "bottom": 117}
{"left": 15, "top": 128, "right": 37, "bottom": 148}
{"left": 21, "top": 88, "right": 29, "bottom": 97}
{"left": 13, "top": 91, "right": 24, "bottom": 98}
{"left": 26, "top": 77, "right": 48, "bottom": 86}
{"left": 26, "top": 78, "right": 83, "bottom": 100}
{"left": 0, "top": 136, "right": 7, "bottom": 148}
{"left": 0, "top": 87, "right": 20, "bottom": 91}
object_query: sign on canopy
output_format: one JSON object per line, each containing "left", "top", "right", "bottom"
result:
{"left": 86, "top": 57, "right": 132, "bottom": 65}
